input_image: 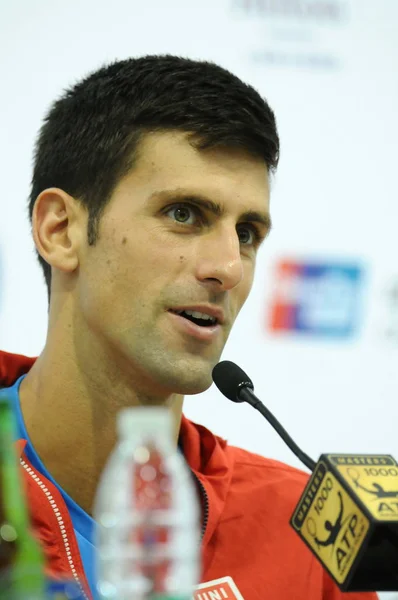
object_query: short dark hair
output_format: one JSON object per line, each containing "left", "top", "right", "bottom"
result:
{"left": 28, "top": 54, "right": 280, "bottom": 295}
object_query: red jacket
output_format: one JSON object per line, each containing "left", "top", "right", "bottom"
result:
{"left": 0, "top": 350, "right": 378, "bottom": 600}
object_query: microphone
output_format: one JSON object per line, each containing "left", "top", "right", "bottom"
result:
{"left": 212, "top": 360, "right": 316, "bottom": 472}
{"left": 212, "top": 360, "right": 398, "bottom": 593}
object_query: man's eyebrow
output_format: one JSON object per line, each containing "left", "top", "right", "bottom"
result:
{"left": 150, "top": 189, "right": 272, "bottom": 233}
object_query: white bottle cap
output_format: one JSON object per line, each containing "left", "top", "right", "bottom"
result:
{"left": 117, "top": 406, "right": 173, "bottom": 441}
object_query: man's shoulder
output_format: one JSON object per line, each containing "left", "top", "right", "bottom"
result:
{"left": 227, "top": 442, "right": 310, "bottom": 495}
{"left": 221, "top": 443, "right": 311, "bottom": 535}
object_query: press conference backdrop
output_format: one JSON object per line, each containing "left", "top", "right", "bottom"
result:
{"left": 1, "top": 1, "right": 398, "bottom": 597}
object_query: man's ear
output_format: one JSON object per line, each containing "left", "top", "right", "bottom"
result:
{"left": 32, "top": 188, "right": 85, "bottom": 274}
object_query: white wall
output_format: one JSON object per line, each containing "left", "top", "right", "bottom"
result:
{"left": 1, "top": 1, "right": 397, "bottom": 596}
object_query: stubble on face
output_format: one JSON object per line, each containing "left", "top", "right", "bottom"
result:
{"left": 76, "top": 131, "right": 270, "bottom": 398}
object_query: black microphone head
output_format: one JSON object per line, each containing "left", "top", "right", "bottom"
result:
{"left": 212, "top": 360, "right": 254, "bottom": 403}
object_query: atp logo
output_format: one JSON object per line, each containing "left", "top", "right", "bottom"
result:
{"left": 306, "top": 488, "right": 364, "bottom": 576}
{"left": 347, "top": 466, "right": 398, "bottom": 519}
{"left": 293, "top": 464, "right": 370, "bottom": 584}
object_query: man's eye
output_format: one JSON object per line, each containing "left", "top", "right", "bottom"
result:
{"left": 237, "top": 226, "right": 261, "bottom": 246}
{"left": 166, "top": 204, "right": 197, "bottom": 225}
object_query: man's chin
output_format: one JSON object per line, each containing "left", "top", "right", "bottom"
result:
{"left": 126, "top": 342, "right": 221, "bottom": 396}
{"left": 180, "top": 380, "right": 213, "bottom": 396}
{"left": 165, "top": 359, "right": 216, "bottom": 396}
{"left": 169, "top": 370, "right": 214, "bottom": 396}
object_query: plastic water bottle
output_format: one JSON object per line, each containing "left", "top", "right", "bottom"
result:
{"left": 94, "top": 407, "right": 201, "bottom": 600}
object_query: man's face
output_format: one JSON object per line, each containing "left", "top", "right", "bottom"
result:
{"left": 76, "top": 131, "right": 270, "bottom": 396}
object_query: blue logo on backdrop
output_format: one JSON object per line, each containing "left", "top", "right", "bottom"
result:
{"left": 269, "top": 260, "right": 365, "bottom": 338}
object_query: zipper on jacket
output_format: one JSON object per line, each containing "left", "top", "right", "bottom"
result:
{"left": 20, "top": 459, "right": 209, "bottom": 596}
{"left": 191, "top": 472, "right": 209, "bottom": 543}
{"left": 20, "top": 459, "right": 90, "bottom": 600}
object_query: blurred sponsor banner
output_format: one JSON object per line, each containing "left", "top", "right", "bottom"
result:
{"left": 267, "top": 259, "right": 365, "bottom": 338}
{"left": 231, "top": 0, "right": 349, "bottom": 70}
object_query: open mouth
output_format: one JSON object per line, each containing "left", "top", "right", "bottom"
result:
{"left": 169, "top": 309, "right": 218, "bottom": 328}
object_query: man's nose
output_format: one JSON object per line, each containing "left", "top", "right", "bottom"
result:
{"left": 195, "top": 225, "right": 244, "bottom": 291}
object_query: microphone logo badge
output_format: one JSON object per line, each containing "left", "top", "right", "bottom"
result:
{"left": 291, "top": 461, "right": 370, "bottom": 585}
{"left": 333, "top": 456, "right": 398, "bottom": 520}
{"left": 291, "top": 454, "right": 398, "bottom": 591}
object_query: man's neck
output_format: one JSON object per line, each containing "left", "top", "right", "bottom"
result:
{"left": 18, "top": 345, "right": 184, "bottom": 517}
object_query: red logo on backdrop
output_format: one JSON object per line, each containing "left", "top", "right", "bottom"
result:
{"left": 193, "top": 576, "right": 245, "bottom": 600}
{"left": 268, "top": 260, "right": 300, "bottom": 332}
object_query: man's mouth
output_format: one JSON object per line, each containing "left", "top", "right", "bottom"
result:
{"left": 168, "top": 309, "right": 218, "bottom": 328}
